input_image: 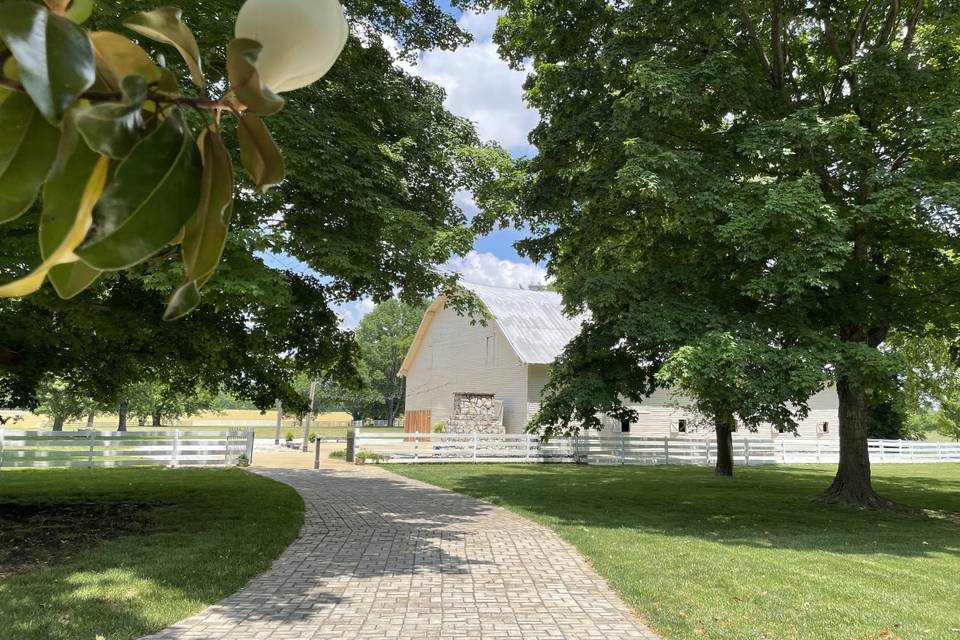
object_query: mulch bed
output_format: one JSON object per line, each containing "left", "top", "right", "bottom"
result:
{"left": 0, "top": 502, "right": 156, "bottom": 579}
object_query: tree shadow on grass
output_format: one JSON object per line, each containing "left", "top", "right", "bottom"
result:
{"left": 2, "top": 468, "right": 502, "bottom": 639}
{"left": 426, "top": 463, "right": 960, "bottom": 559}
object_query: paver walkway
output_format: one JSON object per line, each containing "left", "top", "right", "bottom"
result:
{"left": 143, "top": 466, "right": 660, "bottom": 640}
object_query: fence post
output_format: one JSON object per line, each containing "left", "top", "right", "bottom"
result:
{"left": 172, "top": 428, "right": 180, "bottom": 468}
{"left": 414, "top": 432, "right": 419, "bottom": 462}
{"left": 620, "top": 435, "right": 626, "bottom": 465}
{"left": 937, "top": 442, "right": 942, "bottom": 463}
{"left": 346, "top": 429, "right": 356, "bottom": 463}
{"left": 816, "top": 440, "right": 822, "bottom": 464}
{"left": 472, "top": 432, "right": 478, "bottom": 463}
{"left": 0, "top": 426, "right": 4, "bottom": 469}
{"left": 314, "top": 435, "right": 321, "bottom": 470}
{"left": 245, "top": 426, "right": 255, "bottom": 465}
{"left": 664, "top": 437, "right": 670, "bottom": 464}
{"left": 880, "top": 440, "right": 885, "bottom": 463}
{"left": 525, "top": 434, "right": 532, "bottom": 462}
{"left": 705, "top": 439, "right": 710, "bottom": 465}
{"left": 744, "top": 439, "right": 751, "bottom": 466}
{"left": 274, "top": 400, "right": 282, "bottom": 446}
{"left": 87, "top": 429, "right": 95, "bottom": 468}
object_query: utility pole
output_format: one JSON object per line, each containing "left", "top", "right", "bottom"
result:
{"left": 274, "top": 399, "right": 283, "bottom": 446}
{"left": 301, "top": 380, "right": 317, "bottom": 452}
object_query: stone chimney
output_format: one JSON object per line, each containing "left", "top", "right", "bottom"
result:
{"left": 445, "top": 392, "right": 504, "bottom": 434}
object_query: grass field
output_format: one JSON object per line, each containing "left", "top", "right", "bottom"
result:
{"left": 389, "top": 463, "right": 960, "bottom": 640}
{"left": 0, "top": 468, "right": 303, "bottom": 640}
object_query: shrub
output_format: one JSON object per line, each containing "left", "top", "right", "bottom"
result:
{"left": 356, "top": 452, "right": 390, "bottom": 463}
{"left": 309, "top": 432, "right": 318, "bottom": 443}
{"left": 433, "top": 421, "right": 445, "bottom": 433}
{"left": 284, "top": 431, "right": 295, "bottom": 442}
{"left": 328, "top": 449, "right": 347, "bottom": 459}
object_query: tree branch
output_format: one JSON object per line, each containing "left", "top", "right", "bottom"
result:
{"left": 902, "top": 0, "right": 924, "bottom": 52}
{"left": 739, "top": 3, "right": 774, "bottom": 83}
{"left": 876, "top": 0, "right": 901, "bottom": 48}
{"left": 0, "top": 75, "right": 230, "bottom": 112}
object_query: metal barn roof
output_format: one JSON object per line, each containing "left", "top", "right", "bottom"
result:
{"left": 460, "top": 282, "right": 585, "bottom": 364}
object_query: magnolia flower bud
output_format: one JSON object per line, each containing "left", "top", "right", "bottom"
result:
{"left": 234, "top": 0, "right": 348, "bottom": 93}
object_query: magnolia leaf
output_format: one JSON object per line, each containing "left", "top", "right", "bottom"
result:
{"left": 123, "top": 7, "right": 205, "bottom": 90}
{"left": 0, "top": 155, "right": 108, "bottom": 298}
{"left": 40, "top": 116, "right": 103, "bottom": 298}
{"left": 162, "top": 280, "right": 200, "bottom": 321}
{"left": 75, "top": 74, "right": 148, "bottom": 158}
{"left": 236, "top": 113, "right": 285, "bottom": 192}
{"left": 0, "top": 1, "right": 95, "bottom": 123}
{"left": 183, "top": 127, "right": 234, "bottom": 285}
{"left": 65, "top": 0, "right": 94, "bottom": 24}
{"left": 227, "top": 38, "right": 284, "bottom": 116}
{"left": 89, "top": 31, "right": 162, "bottom": 90}
{"left": 77, "top": 109, "right": 202, "bottom": 270}
{"left": 157, "top": 67, "right": 179, "bottom": 94}
{"left": 0, "top": 93, "right": 61, "bottom": 223}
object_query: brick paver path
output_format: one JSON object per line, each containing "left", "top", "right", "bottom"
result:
{"left": 143, "top": 466, "right": 660, "bottom": 639}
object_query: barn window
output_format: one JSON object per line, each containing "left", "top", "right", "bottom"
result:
{"left": 620, "top": 417, "right": 631, "bottom": 433}
{"left": 677, "top": 419, "right": 687, "bottom": 433}
{"left": 821, "top": 421, "right": 829, "bottom": 434}
{"left": 485, "top": 335, "right": 495, "bottom": 366}
{"left": 776, "top": 425, "right": 786, "bottom": 434}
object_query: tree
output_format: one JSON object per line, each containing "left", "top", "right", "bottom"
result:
{"left": 476, "top": 0, "right": 960, "bottom": 506}
{"left": 657, "top": 332, "right": 825, "bottom": 476}
{"left": 354, "top": 298, "right": 426, "bottom": 426}
{"left": 2, "top": 0, "right": 500, "bottom": 417}
{"left": 936, "top": 401, "right": 960, "bottom": 442}
{"left": 126, "top": 379, "right": 217, "bottom": 426}
{"left": 34, "top": 377, "right": 93, "bottom": 431}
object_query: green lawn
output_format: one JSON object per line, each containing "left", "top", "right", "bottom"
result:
{"left": 0, "top": 468, "right": 303, "bottom": 640}
{"left": 389, "top": 463, "right": 960, "bottom": 640}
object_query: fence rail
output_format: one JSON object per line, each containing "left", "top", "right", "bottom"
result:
{"left": 353, "top": 432, "right": 960, "bottom": 466}
{"left": 0, "top": 428, "right": 253, "bottom": 469}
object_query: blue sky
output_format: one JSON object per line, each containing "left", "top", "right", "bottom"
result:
{"left": 265, "top": 6, "right": 547, "bottom": 328}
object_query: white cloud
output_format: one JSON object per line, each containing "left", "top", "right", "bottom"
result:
{"left": 336, "top": 297, "right": 376, "bottom": 330}
{"left": 447, "top": 251, "right": 548, "bottom": 289}
{"left": 406, "top": 11, "right": 538, "bottom": 155}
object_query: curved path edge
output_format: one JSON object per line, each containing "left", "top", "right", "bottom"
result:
{"left": 142, "top": 466, "right": 660, "bottom": 639}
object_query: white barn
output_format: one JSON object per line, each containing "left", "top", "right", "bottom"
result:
{"left": 399, "top": 282, "right": 839, "bottom": 438}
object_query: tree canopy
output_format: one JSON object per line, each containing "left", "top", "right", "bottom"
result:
{"left": 476, "top": 0, "right": 960, "bottom": 506}
{"left": 2, "top": 0, "right": 503, "bottom": 414}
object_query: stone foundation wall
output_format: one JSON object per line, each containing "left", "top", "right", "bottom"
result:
{"left": 444, "top": 392, "right": 504, "bottom": 434}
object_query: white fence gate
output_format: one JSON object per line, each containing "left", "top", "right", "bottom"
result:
{"left": 352, "top": 431, "right": 960, "bottom": 466}
{"left": 0, "top": 428, "right": 254, "bottom": 469}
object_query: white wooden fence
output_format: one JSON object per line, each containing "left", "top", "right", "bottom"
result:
{"left": 0, "top": 428, "right": 254, "bottom": 469}
{"left": 352, "top": 432, "right": 960, "bottom": 465}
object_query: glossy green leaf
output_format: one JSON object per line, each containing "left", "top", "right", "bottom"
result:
{"left": 75, "top": 74, "right": 148, "bottom": 158}
{"left": 66, "top": 0, "right": 94, "bottom": 24}
{"left": 183, "top": 127, "right": 234, "bottom": 286}
{"left": 123, "top": 7, "right": 205, "bottom": 90}
{"left": 77, "top": 109, "right": 201, "bottom": 270}
{"left": 90, "top": 31, "right": 162, "bottom": 90}
{"left": 162, "top": 279, "right": 200, "bottom": 321}
{"left": 0, "top": 93, "right": 60, "bottom": 223}
{"left": 0, "top": 1, "right": 95, "bottom": 123}
{"left": 236, "top": 113, "right": 285, "bottom": 192}
{"left": 40, "top": 116, "right": 103, "bottom": 298}
{"left": 227, "top": 38, "right": 284, "bottom": 116}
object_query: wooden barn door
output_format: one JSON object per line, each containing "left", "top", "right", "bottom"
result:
{"left": 404, "top": 410, "right": 432, "bottom": 441}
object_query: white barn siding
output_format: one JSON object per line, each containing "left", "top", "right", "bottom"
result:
{"left": 404, "top": 304, "right": 529, "bottom": 431}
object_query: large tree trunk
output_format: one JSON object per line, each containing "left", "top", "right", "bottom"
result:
{"left": 117, "top": 401, "right": 128, "bottom": 432}
{"left": 152, "top": 411, "right": 161, "bottom": 427}
{"left": 714, "top": 413, "right": 735, "bottom": 477}
{"left": 86, "top": 412, "right": 95, "bottom": 428}
{"left": 819, "top": 378, "right": 893, "bottom": 507}
{"left": 52, "top": 415, "right": 65, "bottom": 432}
